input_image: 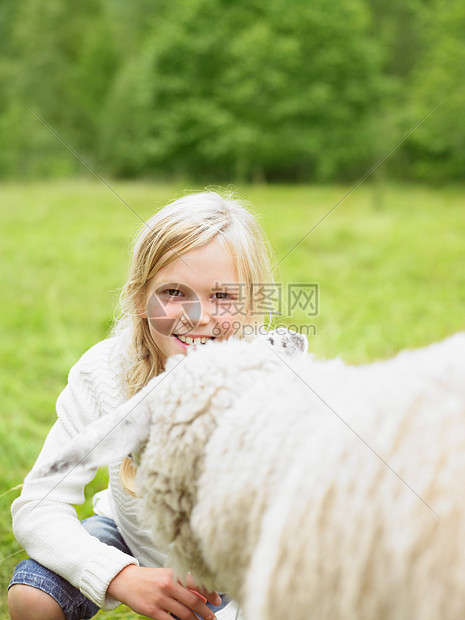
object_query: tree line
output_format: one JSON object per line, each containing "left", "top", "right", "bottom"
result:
{"left": 0, "top": 0, "right": 463, "bottom": 183}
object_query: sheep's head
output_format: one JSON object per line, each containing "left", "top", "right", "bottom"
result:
{"left": 136, "top": 336, "right": 286, "bottom": 582}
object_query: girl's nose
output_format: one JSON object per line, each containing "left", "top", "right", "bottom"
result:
{"left": 196, "top": 299, "right": 214, "bottom": 326}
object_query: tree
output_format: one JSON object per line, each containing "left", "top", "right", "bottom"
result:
{"left": 408, "top": 0, "right": 465, "bottom": 181}
{"left": 101, "top": 0, "right": 384, "bottom": 182}
{"left": 0, "top": 0, "right": 120, "bottom": 177}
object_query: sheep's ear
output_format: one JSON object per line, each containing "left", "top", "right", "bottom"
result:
{"left": 253, "top": 328, "right": 308, "bottom": 357}
{"left": 34, "top": 379, "right": 156, "bottom": 478}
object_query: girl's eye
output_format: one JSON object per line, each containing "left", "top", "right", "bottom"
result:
{"left": 214, "top": 292, "right": 235, "bottom": 300}
{"left": 165, "top": 289, "right": 183, "bottom": 297}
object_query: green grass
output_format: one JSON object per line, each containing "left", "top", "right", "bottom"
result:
{"left": 1, "top": 179, "right": 464, "bottom": 617}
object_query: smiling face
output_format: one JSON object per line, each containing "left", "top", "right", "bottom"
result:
{"left": 143, "top": 238, "right": 245, "bottom": 361}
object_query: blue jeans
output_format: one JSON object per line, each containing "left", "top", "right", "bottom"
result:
{"left": 9, "top": 515, "right": 229, "bottom": 620}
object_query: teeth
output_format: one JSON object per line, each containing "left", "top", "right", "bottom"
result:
{"left": 176, "top": 335, "right": 213, "bottom": 345}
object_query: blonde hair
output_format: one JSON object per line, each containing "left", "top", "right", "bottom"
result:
{"left": 115, "top": 190, "right": 276, "bottom": 493}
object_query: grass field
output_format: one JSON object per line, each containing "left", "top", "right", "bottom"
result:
{"left": 1, "top": 179, "right": 464, "bottom": 617}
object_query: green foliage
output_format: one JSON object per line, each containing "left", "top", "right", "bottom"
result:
{"left": 0, "top": 0, "right": 463, "bottom": 182}
{"left": 0, "top": 0, "right": 120, "bottom": 177}
{"left": 100, "top": 0, "right": 383, "bottom": 181}
{"left": 369, "top": 0, "right": 427, "bottom": 79}
{"left": 408, "top": 0, "right": 465, "bottom": 180}
{"left": 0, "top": 0, "right": 384, "bottom": 182}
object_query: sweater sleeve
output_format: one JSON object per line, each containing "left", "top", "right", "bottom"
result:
{"left": 11, "top": 339, "right": 138, "bottom": 610}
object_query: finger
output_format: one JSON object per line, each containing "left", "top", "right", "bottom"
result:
{"left": 187, "top": 587, "right": 207, "bottom": 603}
{"left": 171, "top": 584, "right": 217, "bottom": 620}
{"left": 165, "top": 598, "right": 199, "bottom": 620}
{"left": 204, "top": 591, "right": 222, "bottom": 606}
{"left": 148, "top": 609, "right": 174, "bottom": 620}
{"left": 168, "top": 593, "right": 217, "bottom": 620}
{"left": 185, "top": 575, "right": 222, "bottom": 606}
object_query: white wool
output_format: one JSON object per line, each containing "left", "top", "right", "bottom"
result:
{"left": 134, "top": 333, "right": 465, "bottom": 620}
{"left": 33, "top": 331, "right": 465, "bottom": 618}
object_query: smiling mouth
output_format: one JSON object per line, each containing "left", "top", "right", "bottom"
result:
{"left": 173, "top": 334, "right": 216, "bottom": 345}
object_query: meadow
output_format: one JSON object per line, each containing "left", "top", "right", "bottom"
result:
{"left": 1, "top": 180, "right": 464, "bottom": 618}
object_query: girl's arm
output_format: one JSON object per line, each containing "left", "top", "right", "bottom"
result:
{"left": 12, "top": 338, "right": 221, "bottom": 619}
{"left": 11, "top": 339, "right": 138, "bottom": 610}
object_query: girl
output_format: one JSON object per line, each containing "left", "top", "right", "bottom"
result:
{"left": 8, "top": 190, "right": 276, "bottom": 620}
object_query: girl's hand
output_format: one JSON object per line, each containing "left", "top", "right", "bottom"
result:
{"left": 107, "top": 564, "right": 221, "bottom": 620}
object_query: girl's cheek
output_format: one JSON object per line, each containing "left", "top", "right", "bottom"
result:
{"left": 165, "top": 306, "right": 181, "bottom": 318}
{"left": 220, "top": 315, "right": 244, "bottom": 339}
{"left": 146, "top": 294, "right": 185, "bottom": 338}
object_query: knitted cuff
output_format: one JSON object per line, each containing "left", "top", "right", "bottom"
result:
{"left": 80, "top": 545, "right": 139, "bottom": 610}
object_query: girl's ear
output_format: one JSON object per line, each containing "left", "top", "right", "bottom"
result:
{"left": 138, "top": 295, "right": 148, "bottom": 319}
{"left": 137, "top": 283, "right": 150, "bottom": 319}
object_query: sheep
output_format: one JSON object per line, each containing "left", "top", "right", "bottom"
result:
{"left": 37, "top": 332, "right": 465, "bottom": 620}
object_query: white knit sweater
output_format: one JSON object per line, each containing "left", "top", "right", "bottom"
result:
{"left": 11, "top": 334, "right": 167, "bottom": 610}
